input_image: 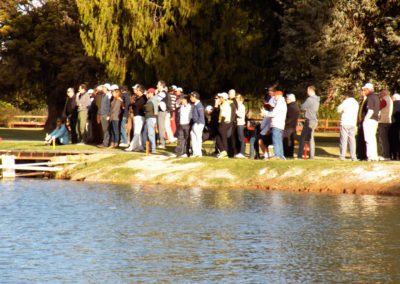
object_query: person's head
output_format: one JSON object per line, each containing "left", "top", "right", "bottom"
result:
{"left": 190, "top": 91, "right": 200, "bottom": 103}
{"left": 135, "top": 84, "right": 145, "bottom": 96}
{"left": 157, "top": 80, "right": 166, "bottom": 91}
{"left": 56, "top": 117, "right": 64, "bottom": 126}
{"left": 181, "top": 95, "right": 189, "bottom": 106}
{"left": 78, "top": 84, "right": 87, "bottom": 94}
{"left": 274, "top": 90, "right": 284, "bottom": 97}
{"left": 88, "top": 89, "right": 95, "bottom": 97}
{"left": 176, "top": 87, "right": 183, "bottom": 96}
{"left": 217, "top": 92, "right": 228, "bottom": 103}
{"left": 121, "top": 85, "right": 129, "bottom": 93}
{"left": 146, "top": 88, "right": 156, "bottom": 99}
{"left": 379, "top": 89, "right": 390, "bottom": 99}
{"left": 392, "top": 93, "right": 400, "bottom": 102}
{"left": 205, "top": 105, "right": 213, "bottom": 114}
{"left": 112, "top": 89, "right": 121, "bottom": 99}
{"left": 236, "top": 94, "right": 244, "bottom": 103}
{"left": 307, "top": 85, "right": 316, "bottom": 96}
{"left": 286, "top": 94, "right": 296, "bottom": 104}
{"left": 67, "top": 87, "right": 75, "bottom": 98}
{"left": 228, "top": 89, "right": 236, "bottom": 99}
{"left": 268, "top": 86, "right": 276, "bottom": 97}
{"left": 362, "top": 83, "right": 374, "bottom": 95}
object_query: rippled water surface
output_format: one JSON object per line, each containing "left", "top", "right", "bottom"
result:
{"left": 1, "top": 180, "right": 400, "bottom": 283}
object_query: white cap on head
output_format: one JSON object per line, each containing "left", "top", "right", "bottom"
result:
{"left": 132, "top": 84, "right": 139, "bottom": 89}
{"left": 205, "top": 105, "right": 213, "bottom": 113}
{"left": 104, "top": 83, "right": 111, "bottom": 90}
{"left": 286, "top": 93, "right": 296, "bottom": 102}
{"left": 171, "top": 85, "right": 177, "bottom": 90}
{"left": 88, "top": 89, "right": 94, "bottom": 94}
{"left": 392, "top": 93, "right": 400, "bottom": 101}
{"left": 176, "top": 87, "right": 183, "bottom": 92}
{"left": 110, "top": 84, "right": 119, "bottom": 91}
{"left": 362, "top": 83, "right": 374, "bottom": 91}
{"left": 217, "top": 92, "right": 228, "bottom": 100}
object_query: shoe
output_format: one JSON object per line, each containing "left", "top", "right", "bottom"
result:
{"left": 169, "top": 138, "right": 178, "bottom": 143}
{"left": 119, "top": 143, "right": 129, "bottom": 147}
{"left": 97, "top": 144, "right": 107, "bottom": 148}
{"left": 217, "top": 151, "right": 228, "bottom": 159}
{"left": 158, "top": 145, "right": 166, "bottom": 149}
{"left": 180, "top": 154, "right": 188, "bottom": 158}
{"left": 125, "top": 146, "right": 133, "bottom": 152}
{"left": 235, "top": 153, "right": 246, "bottom": 159}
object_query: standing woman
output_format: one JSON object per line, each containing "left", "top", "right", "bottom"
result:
{"left": 235, "top": 94, "right": 246, "bottom": 158}
{"left": 108, "top": 89, "right": 123, "bottom": 148}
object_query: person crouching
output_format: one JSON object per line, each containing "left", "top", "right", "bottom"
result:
{"left": 45, "top": 117, "right": 69, "bottom": 145}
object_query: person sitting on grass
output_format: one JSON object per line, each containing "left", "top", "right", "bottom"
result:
{"left": 45, "top": 118, "right": 69, "bottom": 145}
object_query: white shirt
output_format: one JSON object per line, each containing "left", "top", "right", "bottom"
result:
{"left": 236, "top": 102, "right": 246, "bottom": 126}
{"left": 179, "top": 104, "right": 192, "bottom": 125}
{"left": 265, "top": 96, "right": 287, "bottom": 130}
{"left": 337, "top": 97, "right": 359, "bottom": 127}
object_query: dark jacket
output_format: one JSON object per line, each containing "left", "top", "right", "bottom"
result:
{"left": 64, "top": 94, "right": 77, "bottom": 117}
{"left": 121, "top": 92, "right": 131, "bottom": 118}
{"left": 99, "top": 93, "right": 111, "bottom": 116}
{"left": 133, "top": 95, "right": 147, "bottom": 117}
{"left": 192, "top": 101, "right": 205, "bottom": 124}
{"left": 144, "top": 100, "right": 157, "bottom": 118}
{"left": 285, "top": 102, "right": 300, "bottom": 130}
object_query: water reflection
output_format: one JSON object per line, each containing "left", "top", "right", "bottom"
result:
{"left": 0, "top": 180, "right": 400, "bottom": 282}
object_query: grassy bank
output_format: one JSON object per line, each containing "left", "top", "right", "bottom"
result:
{"left": 2, "top": 128, "right": 400, "bottom": 196}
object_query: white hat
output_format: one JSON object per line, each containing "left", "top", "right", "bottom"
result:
{"left": 205, "top": 105, "right": 213, "bottom": 113}
{"left": 362, "top": 83, "right": 374, "bottom": 91}
{"left": 176, "top": 87, "right": 183, "bottom": 92}
{"left": 171, "top": 85, "right": 177, "bottom": 90}
{"left": 286, "top": 93, "right": 296, "bottom": 102}
{"left": 110, "top": 84, "right": 119, "bottom": 91}
{"left": 88, "top": 89, "right": 94, "bottom": 94}
{"left": 392, "top": 93, "right": 400, "bottom": 101}
{"left": 132, "top": 84, "right": 139, "bottom": 89}
{"left": 217, "top": 92, "right": 228, "bottom": 100}
{"left": 104, "top": 83, "right": 111, "bottom": 90}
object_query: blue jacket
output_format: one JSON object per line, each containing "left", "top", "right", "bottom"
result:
{"left": 49, "top": 124, "right": 69, "bottom": 145}
{"left": 192, "top": 101, "right": 205, "bottom": 124}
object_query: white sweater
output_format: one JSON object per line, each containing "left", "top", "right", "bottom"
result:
{"left": 337, "top": 97, "right": 359, "bottom": 127}
{"left": 265, "top": 96, "right": 287, "bottom": 130}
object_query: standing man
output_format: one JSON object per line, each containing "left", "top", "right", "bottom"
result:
{"left": 337, "top": 91, "right": 359, "bottom": 161}
{"left": 63, "top": 87, "right": 78, "bottom": 144}
{"left": 362, "top": 83, "right": 380, "bottom": 161}
{"left": 356, "top": 88, "right": 368, "bottom": 160}
{"left": 126, "top": 84, "right": 147, "bottom": 152}
{"left": 119, "top": 86, "right": 131, "bottom": 147}
{"left": 298, "top": 86, "right": 320, "bottom": 159}
{"left": 98, "top": 85, "right": 111, "bottom": 148}
{"left": 264, "top": 91, "right": 287, "bottom": 160}
{"left": 190, "top": 91, "right": 205, "bottom": 157}
{"left": 143, "top": 88, "right": 158, "bottom": 154}
{"left": 283, "top": 94, "right": 300, "bottom": 158}
{"left": 378, "top": 89, "right": 393, "bottom": 160}
{"left": 228, "top": 89, "right": 238, "bottom": 157}
{"left": 75, "top": 84, "right": 91, "bottom": 144}
{"left": 216, "top": 92, "right": 232, "bottom": 158}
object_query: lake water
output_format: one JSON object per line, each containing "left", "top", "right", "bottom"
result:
{"left": 0, "top": 180, "right": 400, "bottom": 283}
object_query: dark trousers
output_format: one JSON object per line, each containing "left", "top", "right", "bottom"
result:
{"left": 216, "top": 122, "right": 231, "bottom": 152}
{"left": 110, "top": 120, "right": 120, "bottom": 144}
{"left": 389, "top": 123, "right": 400, "bottom": 160}
{"left": 176, "top": 124, "right": 190, "bottom": 155}
{"left": 283, "top": 128, "right": 296, "bottom": 158}
{"left": 356, "top": 122, "right": 367, "bottom": 160}
{"left": 100, "top": 116, "right": 110, "bottom": 146}
{"left": 378, "top": 123, "right": 390, "bottom": 159}
{"left": 237, "top": 125, "right": 246, "bottom": 155}
{"left": 228, "top": 123, "right": 238, "bottom": 157}
{"left": 68, "top": 114, "right": 78, "bottom": 144}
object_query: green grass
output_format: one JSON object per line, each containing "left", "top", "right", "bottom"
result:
{"left": 0, "top": 128, "right": 45, "bottom": 141}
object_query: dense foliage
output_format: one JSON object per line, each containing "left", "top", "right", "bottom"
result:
{"left": 0, "top": 0, "right": 399, "bottom": 117}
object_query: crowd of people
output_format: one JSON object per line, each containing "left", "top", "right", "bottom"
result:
{"left": 45, "top": 80, "right": 400, "bottom": 161}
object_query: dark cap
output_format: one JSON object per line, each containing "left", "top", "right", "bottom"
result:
{"left": 190, "top": 91, "right": 200, "bottom": 99}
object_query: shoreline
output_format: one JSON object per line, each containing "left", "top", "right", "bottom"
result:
{"left": 54, "top": 153, "right": 400, "bottom": 196}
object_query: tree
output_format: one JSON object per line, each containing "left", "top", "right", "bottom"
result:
{"left": 76, "top": 0, "right": 281, "bottom": 96}
{"left": 0, "top": 0, "right": 105, "bottom": 127}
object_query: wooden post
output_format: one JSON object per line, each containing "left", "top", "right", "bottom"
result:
{"left": 1, "top": 155, "right": 16, "bottom": 179}
{"left": 52, "top": 138, "right": 56, "bottom": 150}
{"left": 146, "top": 141, "right": 150, "bottom": 156}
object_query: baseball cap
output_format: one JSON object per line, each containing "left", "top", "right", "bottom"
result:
{"left": 110, "top": 84, "right": 119, "bottom": 91}
{"left": 286, "top": 94, "right": 296, "bottom": 102}
{"left": 362, "top": 83, "right": 374, "bottom": 90}
{"left": 217, "top": 92, "right": 228, "bottom": 100}
{"left": 146, "top": 88, "right": 156, "bottom": 94}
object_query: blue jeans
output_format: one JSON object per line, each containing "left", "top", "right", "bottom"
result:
{"left": 144, "top": 117, "right": 157, "bottom": 152}
{"left": 120, "top": 116, "right": 128, "bottom": 144}
{"left": 237, "top": 125, "right": 246, "bottom": 155}
{"left": 110, "top": 120, "right": 120, "bottom": 144}
{"left": 271, "top": 127, "right": 284, "bottom": 159}
{"left": 298, "top": 120, "right": 317, "bottom": 159}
